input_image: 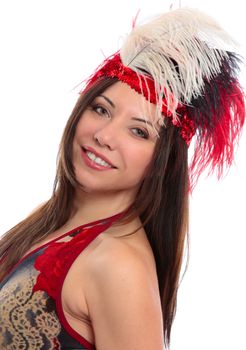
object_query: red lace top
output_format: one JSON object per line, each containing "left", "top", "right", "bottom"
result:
{"left": 0, "top": 212, "right": 123, "bottom": 349}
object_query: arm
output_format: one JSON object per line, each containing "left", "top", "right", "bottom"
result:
{"left": 85, "top": 243, "right": 164, "bottom": 350}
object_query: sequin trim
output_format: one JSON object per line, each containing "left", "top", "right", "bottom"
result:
{"left": 82, "top": 53, "right": 195, "bottom": 144}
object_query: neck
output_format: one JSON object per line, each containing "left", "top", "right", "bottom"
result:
{"left": 67, "top": 187, "right": 137, "bottom": 227}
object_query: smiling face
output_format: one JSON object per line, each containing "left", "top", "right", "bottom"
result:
{"left": 72, "top": 81, "right": 159, "bottom": 199}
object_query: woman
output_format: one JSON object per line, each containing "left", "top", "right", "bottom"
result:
{"left": 0, "top": 8, "right": 245, "bottom": 350}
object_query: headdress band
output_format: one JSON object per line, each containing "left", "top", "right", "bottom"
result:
{"left": 83, "top": 52, "right": 195, "bottom": 145}
{"left": 80, "top": 8, "right": 245, "bottom": 187}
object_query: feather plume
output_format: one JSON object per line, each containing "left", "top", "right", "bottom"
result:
{"left": 81, "top": 7, "right": 245, "bottom": 188}
{"left": 188, "top": 52, "right": 245, "bottom": 189}
{"left": 120, "top": 8, "right": 237, "bottom": 118}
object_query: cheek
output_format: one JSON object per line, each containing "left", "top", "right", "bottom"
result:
{"left": 74, "top": 116, "right": 96, "bottom": 141}
{"left": 128, "top": 145, "right": 155, "bottom": 174}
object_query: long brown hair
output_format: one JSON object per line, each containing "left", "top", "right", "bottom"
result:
{"left": 0, "top": 77, "right": 189, "bottom": 348}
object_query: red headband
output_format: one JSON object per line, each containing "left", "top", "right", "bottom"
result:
{"left": 82, "top": 53, "right": 195, "bottom": 145}
{"left": 81, "top": 51, "right": 245, "bottom": 188}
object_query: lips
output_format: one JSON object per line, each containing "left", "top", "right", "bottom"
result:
{"left": 82, "top": 146, "right": 117, "bottom": 169}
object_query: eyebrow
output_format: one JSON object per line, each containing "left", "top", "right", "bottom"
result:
{"left": 99, "top": 94, "right": 154, "bottom": 127}
{"left": 131, "top": 117, "right": 153, "bottom": 127}
{"left": 99, "top": 95, "right": 115, "bottom": 108}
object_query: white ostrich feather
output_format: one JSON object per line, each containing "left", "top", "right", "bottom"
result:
{"left": 120, "top": 8, "right": 237, "bottom": 119}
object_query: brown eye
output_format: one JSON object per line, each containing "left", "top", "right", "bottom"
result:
{"left": 92, "top": 104, "right": 110, "bottom": 118}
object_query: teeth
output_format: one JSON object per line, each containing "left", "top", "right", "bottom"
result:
{"left": 86, "top": 151, "right": 112, "bottom": 168}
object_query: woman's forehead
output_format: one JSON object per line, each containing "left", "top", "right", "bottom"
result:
{"left": 99, "top": 81, "right": 160, "bottom": 124}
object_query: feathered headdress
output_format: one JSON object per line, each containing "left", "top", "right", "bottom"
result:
{"left": 82, "top": 8, "right": 245, "bottom": 189}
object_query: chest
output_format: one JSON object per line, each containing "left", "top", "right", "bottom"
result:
{"left": 0, "top": 231, "right": 96, "bottom": 349}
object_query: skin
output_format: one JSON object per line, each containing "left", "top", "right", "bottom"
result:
{"left": 26, "top": 82, "right": 164, "bottom": 349}
{"left": 62, "top": 219, "right": 164, "bottom": 349}
{"left": 72, "top": 81, "right": 159, "bottom": 218}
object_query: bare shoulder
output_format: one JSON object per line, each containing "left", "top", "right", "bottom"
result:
{"left": 86, "top": 222, "right": 158, "bottom": 285}
{"left": 84, "top": 223, "right": 164, "bottom": 349}
{"left": 89, "top": 231, "right": 153, "bottom": 282}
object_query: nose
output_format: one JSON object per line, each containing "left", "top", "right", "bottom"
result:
{"left": 93, "top": 122, "right": 119, "bottom": 150}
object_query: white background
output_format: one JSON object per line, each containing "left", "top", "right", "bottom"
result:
{"left": 0, "top": 1, "right": 245, "bottom": 349}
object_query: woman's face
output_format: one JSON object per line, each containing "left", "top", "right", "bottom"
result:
{"left": 72, "top": 81, "right": 159, "bottom": 198}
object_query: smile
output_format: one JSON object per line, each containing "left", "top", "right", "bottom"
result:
{"left": 81, "top": 147, "right": 116, "bottom": 170}
{"left": 86, "top": 151, "right": 113, "bottom": 168}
